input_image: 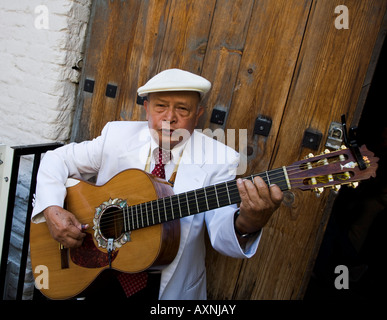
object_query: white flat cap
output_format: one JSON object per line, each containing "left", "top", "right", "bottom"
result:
{"left": 137, "top": 68, "right": 211, "bottom": 98}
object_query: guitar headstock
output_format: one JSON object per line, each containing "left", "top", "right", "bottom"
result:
{"left": 287, "top": 145, "right": 379, "bottom": 195}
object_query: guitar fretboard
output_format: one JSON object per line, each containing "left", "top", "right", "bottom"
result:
{"left": 122, "top": 167, "right": 290, "bottom": 232}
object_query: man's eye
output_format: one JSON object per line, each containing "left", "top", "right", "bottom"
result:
{"left": 177, "top": 107, "right": 190, "bottom": 115}
{"left": 154, "top": 104, "right": 167, "bottom": 111}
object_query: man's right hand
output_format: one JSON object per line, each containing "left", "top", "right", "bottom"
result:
{"left": 43, "top": 206, "right": 88, "bottom": 248}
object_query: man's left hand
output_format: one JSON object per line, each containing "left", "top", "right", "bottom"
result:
{"left": 235, "top": 176, "right": 283, "bottom": 236}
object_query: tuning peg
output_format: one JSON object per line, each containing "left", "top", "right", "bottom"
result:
{"left": 333, "top": 185, "right": 341, "bottom": 191}
{"left": 331, "top": 185, "right": 341, "bottom": 194}
{"left": 350, "top": 182, "right": 359, "bottom": 188}
{"left": 305, "top": 153, "right": 315, "bottom": 159}
{"left": 319, "top": 149, "right": 331, "bottom": 155}
{"left": 313, "top": 187, "right": 324, "bottom": 196}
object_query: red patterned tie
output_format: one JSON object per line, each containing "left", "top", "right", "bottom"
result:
{"left": 117, "top": 272, "right": 148, "bottom": 298}
{"left": 117, "top": 148, "right": 170, "bottom": 297}
{"left": 151, "top": 148, "right": 170, "bottom": 179}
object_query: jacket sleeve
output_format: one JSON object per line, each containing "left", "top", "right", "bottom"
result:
{"left": 204, "top": 149, "right": 261, "bottom": 259}
{"left": 31, "top": 123, "right": 111, "bottom": 222}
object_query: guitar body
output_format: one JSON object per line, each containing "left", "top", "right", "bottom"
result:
{"left": 30, "top": 169, "right": 180, "bottom": 299}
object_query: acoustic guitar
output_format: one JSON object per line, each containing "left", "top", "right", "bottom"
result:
{"left": 30, "top": 145, "right": 378, "bottom": 299}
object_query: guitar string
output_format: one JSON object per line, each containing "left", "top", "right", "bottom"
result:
{"left": 86, "top": 158, "right": 352, "bottom": 230}
{"left": 88, "top": 171, "right": 349, "bottom": 231}
{"left": 76, "top": 157, "right": 353, "bottom": 229}
{"left": 96, "top": 153, "right": 349, "bottom": 227}
{"left": 95, "top": 170, "right": 348, "bottom": 231}
{"left": 78, "top": 175, "right": 288, "bottom": 230}
{"left": 91, "top": 167, "right": 292, "bottom": 229}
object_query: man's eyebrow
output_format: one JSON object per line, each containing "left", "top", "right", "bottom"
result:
{"left": 175, "top": 102, "right": 191, "bottom": 108}
{"left": 153, "top": 98, "right": 191, "bottom": 107}
{"left": 153, "top": 98, "right": 168, "bottom": 104}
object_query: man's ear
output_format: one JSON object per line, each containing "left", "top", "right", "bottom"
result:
{"left": 143, "top": 99, "right": 149, "bottom": 120}
{"left": 195, "top": 106, "right": 205, "bottom": 125}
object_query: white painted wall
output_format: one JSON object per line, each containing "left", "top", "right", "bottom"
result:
{"left": 0, "top": 0, "right": 92, "bottom": 299}
{"left": 0, "top": 0, "right": 91, "bottom": 146}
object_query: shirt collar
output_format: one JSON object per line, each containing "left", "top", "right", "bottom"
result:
{"left": 149, "top": 135, "right": 189, "bottom": 164}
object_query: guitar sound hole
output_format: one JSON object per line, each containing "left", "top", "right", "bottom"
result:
{"left": 99, "top": 206, "right": 124, "bottom": 240}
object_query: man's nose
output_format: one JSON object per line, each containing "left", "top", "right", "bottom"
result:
{"left": 163, "top": 107, "right": 177, "bottom": 123}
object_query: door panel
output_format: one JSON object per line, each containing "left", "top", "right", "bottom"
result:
{"left": 72, "top": 0, "right": 387, "bottom": 299}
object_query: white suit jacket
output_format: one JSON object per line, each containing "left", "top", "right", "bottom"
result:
{"left": 32, "top": 121, "right": 260, "bottom": 299}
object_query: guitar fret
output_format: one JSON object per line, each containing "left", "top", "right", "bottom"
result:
{"left": 156, "top": 199, "right": 161, "bottom": 223}
{"left": 150, "top": 201, "right": 155, "bottom": 225}
{"left": 187, "top": 191, "right": 198, "bottom": 215}
{"left": 256, "top": 173, "right": 267, "bottom": 185}
{"left": 214, "top": 184, "right": 220, "bottom": 207}
{"left": 170, "top": 196, "right": 175, "bottom": 219}
{"left": 196, "top": 188, "right": 207, "bottom": 213}
{"left": 228, "top": 180, "right": 241, "bottom": 204}
{"left": 194, "top": 189, "right": 199, "bottom": 213}
{"left": 163, "top": 198, "right": 167, "bottom": 222}
{"left": 185, "top": 192, "right": 190, "bottom": 215}
{"left": 203, "top": 188, "right": 209, "bottom": 211}
{"left": 131, "top": 206, "right": 134, "bottom": 230}
{"left": 282, "top": 166, "right": 291, "bottom": 190}
{"left": 128, "top": 207, "right": 131, "bottom": 231}
{"left": 214, "top": 183, "right": 228, "bottom": 208}
{"left": 267, "top": 167, "right": 288, "bottom": 191}
{"left": 135, "top": 205, "right": 139, "bottom": 229}
{"left": 145, "top": 203, "right": 149, "bottom": 226}
{"left": 225, "top": 181, "right": 231, "bottom": 204}
{"left": 265, "top": 171, "right": 271, "bottom": 185}
{"left": 184, "top": 194, "right": 190, "bottom": 215}
{"left": 140, "top": 204, "right": 144, "bottom": 227}
{"left": 206, "top": 186, "right": 218, "bottom": 210}
{"left": 177, "top": 195, "right": 182, "bottom": 217}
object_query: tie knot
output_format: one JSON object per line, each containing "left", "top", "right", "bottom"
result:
{"left": 154, "top": 148, "right": 171, "bottom": 165}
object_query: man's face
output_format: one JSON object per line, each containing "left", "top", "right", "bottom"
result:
{"left": 144, "top": 91, "right": 204, "bottom": 149}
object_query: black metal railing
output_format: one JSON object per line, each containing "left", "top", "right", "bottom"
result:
{"left": 0, "top": 143, "right": 63, "bottom": 300}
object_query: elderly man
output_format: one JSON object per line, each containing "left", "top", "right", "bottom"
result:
{"left": 32, "top": 69, "right": 283, "bottom": 300}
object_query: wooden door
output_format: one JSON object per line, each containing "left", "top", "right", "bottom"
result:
{"left": 71, "top": 0, "right": 387, "bottom": 299}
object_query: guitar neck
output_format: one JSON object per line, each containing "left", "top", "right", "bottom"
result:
{"left": 122, "top": 167, "right": 290, "bottom": 231}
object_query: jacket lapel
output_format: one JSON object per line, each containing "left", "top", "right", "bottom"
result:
{"left": 118, "top": 124, "right": 151, "bottom": 171}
